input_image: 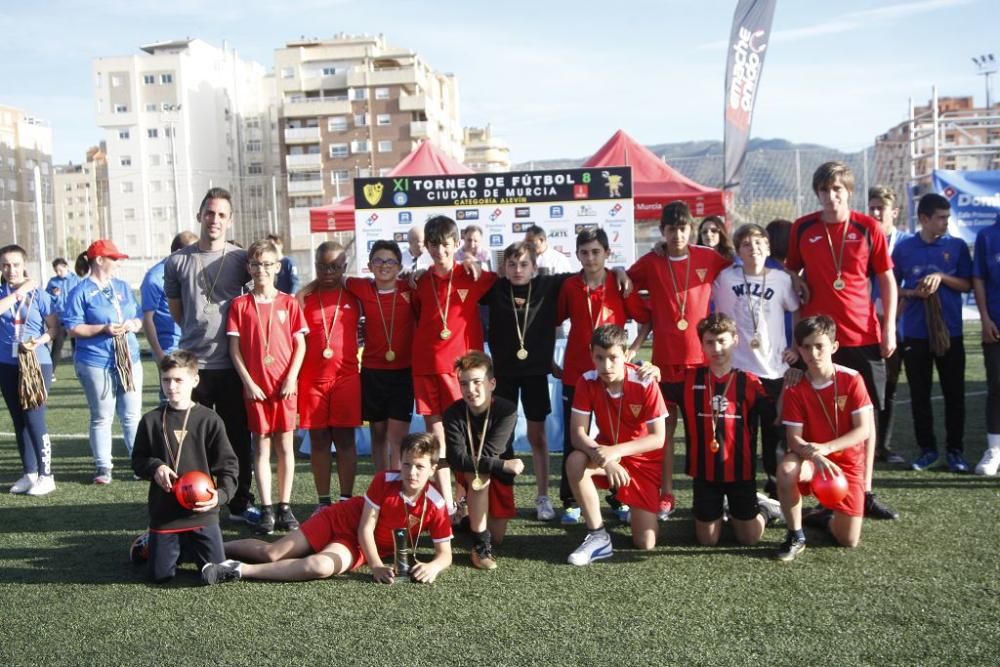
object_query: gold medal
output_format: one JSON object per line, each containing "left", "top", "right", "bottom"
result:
{"left": 263, "top": 355, "right": 275, "bottom": 365}
{"left": 750, "top": 335, "right": 761, "bottom": 350}
{"left": 322, "top": 348, "right": 334, "bottom": 359}
{"left": 385, "top": 350, "right": 396, "bottom": 362}
{"left": 516, "top": 348, "right": 528, "bottom": 360}
{"left": 440, "top": 328, "right": 452, "bottom": 340}
{"left": 470, "top": 476, "right": 488, "bottom": 492}
{"left": 203, "top": 302, "right": 217, "bottom": 314}
{"left": 710, "top": 438, "right": 720, "bottom": 453}
{"left": 677, "top": 318, "right": 689, "bottom": 331}
{"left": 833, "top": 278, "right": 846, "bottom": 291}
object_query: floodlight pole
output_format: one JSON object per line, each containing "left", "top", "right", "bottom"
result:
{"left": 972, "top": 54, "right": 997, "bottom": 109}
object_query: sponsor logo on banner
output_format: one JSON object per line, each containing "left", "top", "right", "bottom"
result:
{"left": 603, "top": 171, "right": 624, "bottom": 198}
{"left": 943, "top": 186, "right": 957, "bottom": 199}
{"left": 367, "top": 240, "right": 377, "bottom": 251}
{"left": 726, "top": 25, "right": 769, "bottom": 131}
{"left": 548, "top": 229, "right": 569, "bottom": 238}
{"left": 456, "top": 209, "right": 480, "bottom": 220}
{"left": 575, "top": 223, "right": 598, "bottom": 233}
{"left": 550, "top": 205, "right": 564, "bottom": 218}
{"left": 363, "top": 183, "right": 384, "bottom": 206}
{"left": 512, "top": 222, "right": 531, "bottom": 233}
{"left": 398, "top": 211, "right": 412, "bottom": 224}
{"left": 573, "top": 184, "right": 589, "bottom": 199}
{"left": 365, "top": 213, "right": 379, "bottom": 226}
{"left": 393, "top": 192, "right": 408, "bottom": 206}
{"left": 393, "top": 232, "right": 407, "bottom": 242}
{"left": 489, "top": 208, "right": 504, "bottom": 221}
{"left": 608, "top": 203, "right": 623, "bottom": 217}
{"left": 515, "top": 207, "right": 531, "bottom": 218}
{"left": 393, "top": 178, "right": 410, "bottom": 192}
{"left": 490, "top": 234, "right": 504, "bottom": 247}
{"left": 577, "top": 205, "right": 597, "bottom": 217}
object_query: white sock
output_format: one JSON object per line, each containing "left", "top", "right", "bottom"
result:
{"left": 987, "top": 433, "right": 1000, "bottom": 450}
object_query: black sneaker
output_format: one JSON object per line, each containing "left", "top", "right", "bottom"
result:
{"left": 275, "top": 504, "right": 300, "bottom": 532}
{"left": 876, "top": 448, "right": 906, "bottom": 465}
{"left": 254, "top": 506, "right": 275, "bottom": 535}
{"left": 775, "top": 535, "right": 806, "bottom": 562}
{"left": 864, "top": 492, "right": 899, "bottom": 520}
{"left": 201, "top": 559, "right": 243, "bottom": 585}
{"left": 803, "top": 508, "right": 833, "bottom": 531}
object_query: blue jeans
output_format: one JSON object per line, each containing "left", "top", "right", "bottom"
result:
{"left": 0, "top": 362, "right": 53, "bottom": 476}
{"left": 75, "top": 361, "right": 143, "bottom": 471}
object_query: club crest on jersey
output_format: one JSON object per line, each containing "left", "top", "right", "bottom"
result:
{"left": 630, "top": 404, "right": 642, "bottom": 417}
{"left": 602, "top": 306, "right": 614, "bottom": 321}
{"left": 278, "top": 310, "right": 287, "bottom": 324}
{"left": 711, "top": 395, "right": 730, "bottom": 412}
{"left": 408, "top": 514, "right": 419, "bottom": 527}
{"left": 696, "top": 268, "right": 707, "bottom": 282}
{"left": 836, "top": 396, "right": 847, "bottom": 410}
{"left": 457, "top": 289, "right": 469, "bottom": 302}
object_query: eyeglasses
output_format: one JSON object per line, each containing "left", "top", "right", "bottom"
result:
{"left": 249, "top": 262, "right": 278, "bottom": 270}
{"left": 316, "top": 262, "right": 347, "bottom": 273}
{"left": 371, "top": 258, "right": 400, "bottom": 268}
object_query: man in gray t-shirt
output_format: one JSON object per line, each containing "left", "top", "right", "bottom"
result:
{"left": 163, "top": 188, "right": 256, "bottom": 521}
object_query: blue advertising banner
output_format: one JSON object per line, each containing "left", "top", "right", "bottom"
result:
{"left": 932, "top": 169, "right": 1000, "bottom": 243}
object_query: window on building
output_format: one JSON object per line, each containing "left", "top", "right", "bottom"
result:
{"left": 67, "top": 211, "right": 74, "bottom": 220}
{"left": 329, "top": 143, "right": 349, "bottom": 159}
{"left": 150, "top": 180, "right": 162, "bottom": 193}
{"left": 280, "top": 67, "right": 295, "bottom": 79}
{"left": 331, "top": 169, "right": 350, "bottom": 183}
{"left": 351, "top": 140, "right": 370, "bottom": 153}
{"left": 322, "top": 66, "right": 337, "bottom": 76}
{"left": 165, "top": 154, "right": 174, "bottom": 166}
{"left": 377, "top": 140, "right": 393, "bottom": 153}
{"left": 327, "top": 116, "right": 348, "bottom": 132}
{"left": 121, "top": 181, "right": 134, "bottom": 193}
{"left": 114, "top": 104, "right": 128, "bottom": 113}
{"left": 350, "top": 88, "right": 368, "bottom": 101}
{"left": 376, "top": 114, "right": 391, "bottom": 126}
{"left": 118, "top": 129, "right": 130, "bottom": 140}
{"left": 147, "top": 128, "right": 158, "bottom": 139}
{"left": 64, "top": 184, "right": 72, "bottom": 192}
{"left": 148, "top": 154, "right": 161, "bottom": 167}
{"left": 145, "top": 103, "right": 158, "bottom": 112}
{"left": 126, "top": 234, "right": 138, "bottom": 246}
{"left": 248, "top": 163, "right": 263, "bottom": 175}
{"left": 163, "top": 126, "right": 174, "bottom": 138}
{"left": 143, "top": 74, "right": 155, "bottom": 85}
{"left": 354, "top": 113, "right": 369, "bottom": 127}
{"left": 152, "top": 207, "right": 166, "bottom": 219}
{"left": 160, "top": 73, "right": 173, "bottom": 84}
{"left": 378, "top": 168, "right": 392, "bottom": 176}
{"left": 120, "top": 156, "right": 132, "bottom": 167}
{"left": 123, "top": 208, "right": 136, "bottom": 221}
{"left": 246, "top": 140, "right": 262, "bottom": 153}
{"left": 375, "top": 87, "right": 390, "bottom": 100}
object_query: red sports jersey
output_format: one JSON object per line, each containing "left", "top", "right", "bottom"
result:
{"left": 557, "top": 272, "right": 648, "bottom": 388}
{"left": 363, "top": 470, "right": 453, "bottom": 556}
{"left": 299, "top": 288, "right": 361, "bottom": 383}
{"left": 226, "top": 292, "right": 308, "bottom": 394}
{"left": 781, "top": 364, "right": 872, "bottom": 478}
{"left": 786, "top": 211, "right": 892, "bottom": 347}
{"left": 664, "top": 366, "right": 766, "bottom": 483}
{"left": 628, "top": 245, "right": 729, "bottom": 366}
{"left": 571, "top": 364, "right": 668, "bottom": 465}
{"left": 411, "top": 264, "right": 497, "bottom": 375}
{"left": 345, "top": 277, "right": 415, "bottom": 370}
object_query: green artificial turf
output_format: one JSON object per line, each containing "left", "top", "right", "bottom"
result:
{"left": 0, "top": 324, "right": 997, "bottom": 666}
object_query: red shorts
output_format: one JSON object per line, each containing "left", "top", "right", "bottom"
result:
{"left": 454, "top": 471, "right": 516, "bottom": 519}
{"left": 298, "top": 373, "right": 362, "bottom": 429}
{"left": 298, "top": 500, "right": 367, "bottom": 570}
{"left": 825, "top": 472, "right": 866, "bottom": 518}
{"left": 413, "top": 373, "right": 462, "bottom": 416}
{"left": 593, "top": 456, "right": 662, "bottom": 514}
{"left": 245, "top": 394, "right": 297, "bottom": 435}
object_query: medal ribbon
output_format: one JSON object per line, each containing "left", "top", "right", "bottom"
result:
{"left": 824, "top": 221, "right": 850, "bottom": 286}
{"left": 709, "top": 371, "right": 737, "bottom": 451}
{"left": 252, "top": 292, "right": 277, "bottom": 361}
{"left": 665, "top": 255, "right": 691, "bottom": 323}
{"left": 741, "top": 268, "right": 767, "bottom": 342}
{"left": 810, "top": 370, "right": 840, "bottom": 437}
{"left": 511, "top": 281, "right": 532, "bottom": 355}
{"left": 430, "top": 269, "right": 454, "bottom": 334}
{"left": 318, "top": 288, "right": 345, "bottom": 355}
{"left": 161, "top": 404, "right": 194, "bottom": 472}
{"left": 465, "top": 403, "right": 492, "bottom": 487}
{"left": 372, "top": 280, "right": 397, "bottom": 356}
{"left": 194, "top": 245, "right": 229, "bottom": 306}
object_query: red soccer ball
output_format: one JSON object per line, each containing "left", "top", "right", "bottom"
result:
{"left": 174, "top": 471, "right": 216, "bottom": 510}
{"left": 811, "top": 471, "right": 849, "bottom": 506}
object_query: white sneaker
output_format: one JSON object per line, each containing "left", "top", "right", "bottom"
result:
{"left": 975, "top": 448, "right": 1000, "bottom": 476}
{"left": 26, "top": 475, "right": 56, "bottom": 496}
{"left": 10, "top": 473, "right": 38, "bottom": 494}
{"left": 567, "top": 530, "right": 613, "bottom": 566}
{"left": 535, "top": 495, "right": 556, "bottom": 521}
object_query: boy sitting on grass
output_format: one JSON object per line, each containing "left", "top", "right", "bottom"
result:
{"left": 201, "top": 433, "right": 453, "bottom": 585}
{"left": 775, "top": 315, "right": 874, "bottom": 562}
{"left": 132, "top": 350, "right": 239, "bottom": 584}
{"left": 661, "top": 314, "right": 782, "bottom": 547}
{"left": 566, "top": 324, "right": 667, "bottom": 565}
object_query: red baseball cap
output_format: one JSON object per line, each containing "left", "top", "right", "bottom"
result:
{"left": 86, "top": 239, "right": 129, "bottom": 261}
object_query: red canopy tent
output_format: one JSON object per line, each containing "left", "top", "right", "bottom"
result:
{"left": 582, "top": 130, "right": 726, "bottom": 219}
{"left": 309, "top": 141, "right": 474, "bottom": 232}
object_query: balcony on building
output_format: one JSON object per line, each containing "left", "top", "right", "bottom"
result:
{"left": 287, "top": 177, "right": 324, "bottom": 195}
{"left": 399, "top": 93, "right": 427, "bottom": 112}
{"left": 285, "top": 153, "right": 323, "bottom": 169}
{"left": 284, "top": 127, "right": 322, "bottom": 144}
{"left": 346, "top": 64, "right": 424, "bottom": 90}
{"left": 284, "top": 96, "right": 351, "bottom": 118}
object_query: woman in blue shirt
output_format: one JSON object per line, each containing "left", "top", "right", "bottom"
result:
{"left": 64, "top": 240, "right": 143, "bottom": 485}
{"left": 0, "top": 244, "right": 57, "bottom": 495}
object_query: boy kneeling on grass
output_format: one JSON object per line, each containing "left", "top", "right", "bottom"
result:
{"left": 132, "top": 350, "right": 239, "bottom": 584}
{"left": 775, "top": 315, "right": 874, "bottom": 562}
{"left": 201, "top": 433, "right": 453, "bottom": 585}
{"left": 661, "top": 314, "right": 783, "bottom": 547}
{"left": 566, "top": 324, "right": 667, "bottom": 565}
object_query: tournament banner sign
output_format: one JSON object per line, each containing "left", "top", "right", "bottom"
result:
{"left": 722, "top": 0, "right": 777, "bottom": 191}
{"left": 353, "top": 167, "right": 635, "bottom": 275}
{"left": 932, "top": 169, "right": 1000, "bottom": 244}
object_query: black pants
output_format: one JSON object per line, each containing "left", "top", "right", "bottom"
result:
{"left": 757, "top": 377, "right": 784, "bottom": 478}
{"left": 832, "top": 344, "right": 886, "bottom": 411}
{"left": 193, "top": 367, "right": 253, "bottom": 512}
{"left": 876, "top": 347, "right": 904, "bottom": 452}
{"left": 985, "top": 342, "right": 1000, "bottom": 434}
{"left": 148, "top": 525, "right": 225, "bottom": 584}
{"left": 902, "top": 337, "right": 965, "bottom": 453}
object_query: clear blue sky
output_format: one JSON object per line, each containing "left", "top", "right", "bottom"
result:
{"left": 1, "top": 0, "right": 992, "bottom": 164}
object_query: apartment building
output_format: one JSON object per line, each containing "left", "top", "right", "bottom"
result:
{"left": 463, "top": 125, "right": 511, "bottom": 173}
{"left": 93, "top": 39, "right": 280, "bottom": 259}
{"left": 0, "top": 104, "right": 54, "bottom": 268}
{"left": 53, "top": 145, "right": 110, "bottom": 259}
{"left": 274, "top": 33, "right": 463, "bottom": 251}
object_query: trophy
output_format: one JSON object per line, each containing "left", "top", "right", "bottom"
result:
{"left": 393, "top": 528, "right": 413, "bottom": 581}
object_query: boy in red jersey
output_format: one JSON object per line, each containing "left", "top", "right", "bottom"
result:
{"left": 555, "top": 228, "right": 646, "bottom": 523}
{"left": 628, "top": 201, "right": 729, "bottom": 518}
{"left": 661, "top": 314, "right": 782, "bottom": 546}
{"left": 775, "top": 315, "right": 874, "bottom": 562}
{"left": 344, "top": 240, "right": 416, "bottom": 472}
{"left": 202, "top": 432, "right": 453, "bottom": 584}
{"left": 566, "top": 324, "right": 668, "bottom": 565}
{"left": 411, "top": 216, "right": 497, "bottom": 514}
{"left": 228, "top": 240, "right": 308, "bottom": 535}
{"left": 297, "top": 242, "right": 363, "bottom": 510}
{"left": 786, "top": 161, "right": 898, "bottom": 520}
